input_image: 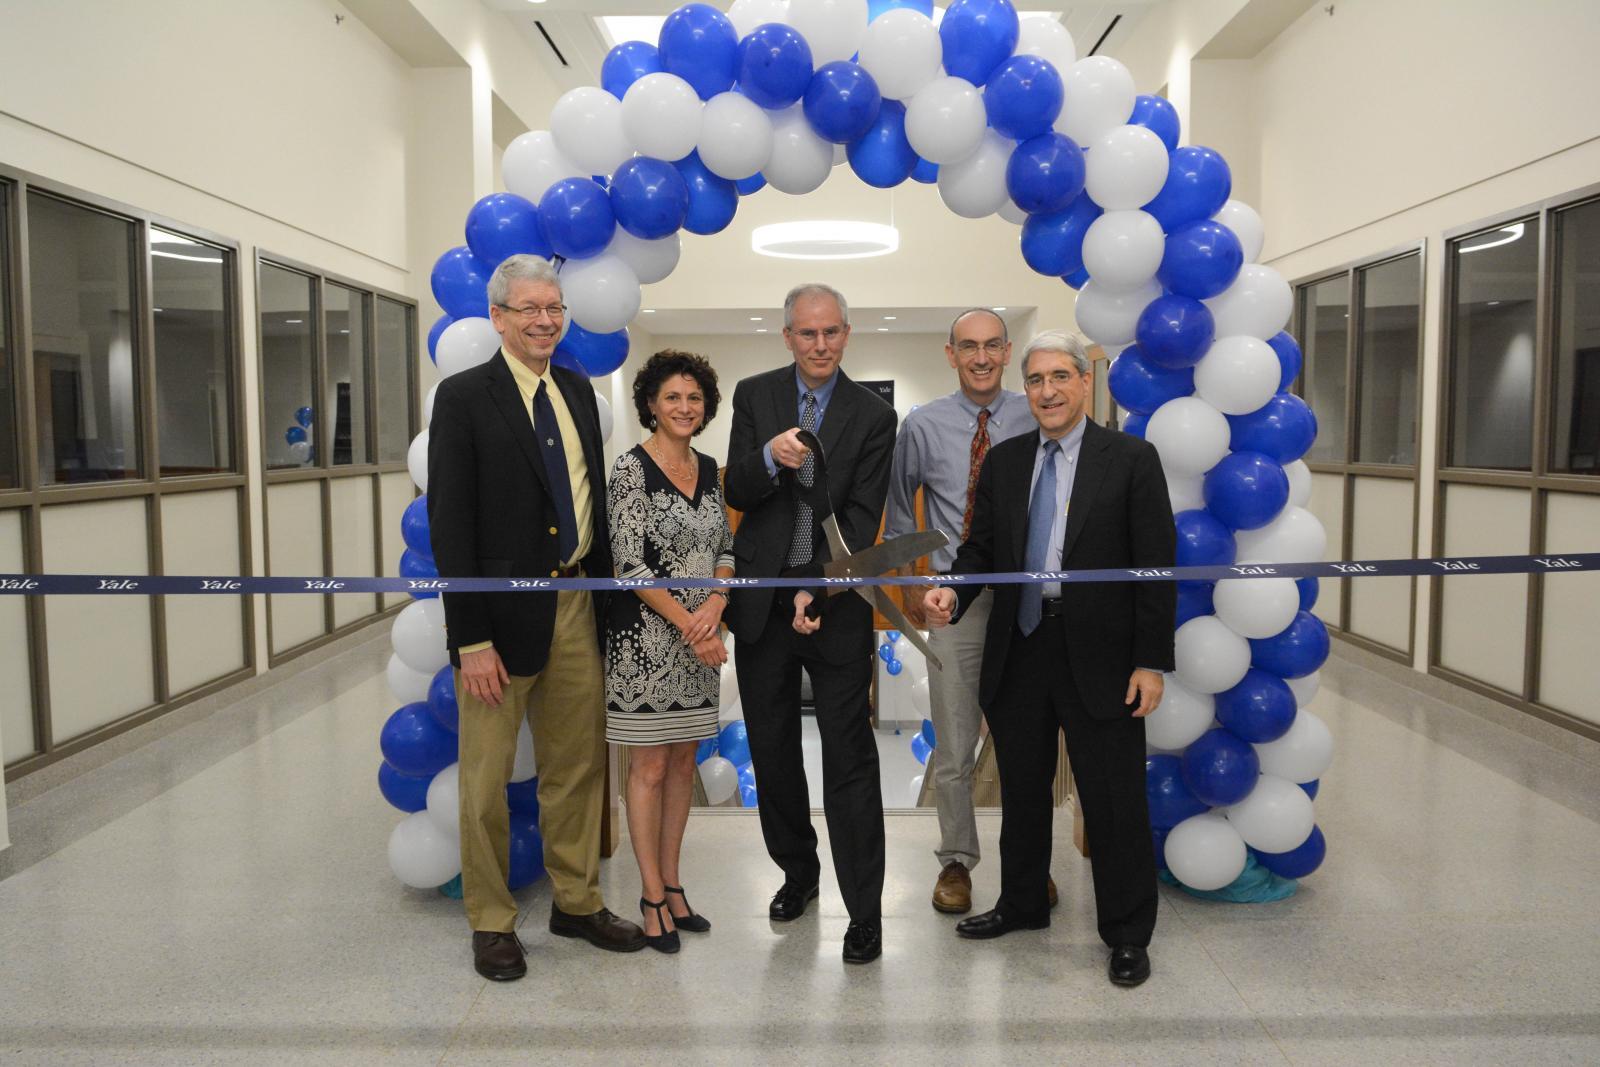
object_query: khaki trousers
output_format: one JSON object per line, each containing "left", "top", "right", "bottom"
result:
{"left": 456, "top": 590, "right": 606, "bottom": 932}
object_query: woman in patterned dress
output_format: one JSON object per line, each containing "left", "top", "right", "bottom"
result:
{"left": 605, "top": 350, "right": 733, "bottom": 953}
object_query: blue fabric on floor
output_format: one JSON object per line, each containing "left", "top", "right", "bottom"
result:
{"left": 1161, "top": 853, "right": 1298, "bottom": 902}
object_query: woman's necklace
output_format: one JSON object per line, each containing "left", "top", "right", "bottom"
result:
{"left": 647, "top": 436, "right": 694, "bottom": 479}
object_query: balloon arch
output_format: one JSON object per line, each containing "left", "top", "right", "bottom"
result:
{"left": 374, "top": 0, "right": 1333, "bottom": 902}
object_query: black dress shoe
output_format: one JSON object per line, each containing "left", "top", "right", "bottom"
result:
{"left": 549, "top": 905, "right": 647, "bottom": 952}
{"left": 842, "top": 921, "right": 882, "bottom": 964}
{"left": 1109, "top": 945, "right": 1151, "bottom": 987}
{"left": 472, "top": 930, "right": 527, "bottom": 981}
{"left": 664, "top": 884, "right": 711, "bottom": 934}
{"left": 954, "top": 907, "right": 1050, "bottom": 940}
{"left": 768, "top": 881, "right": 820, "bottom": 922}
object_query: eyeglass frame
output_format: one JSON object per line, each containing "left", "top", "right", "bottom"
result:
{"left": 952, "top": 338, "right": 1010, "bottom": 357}
{"left": 1022, "top": 369, "right": 1084, "bottom": 391}
{"left": 494, "top": 302, "right": 567, "bottom": 320}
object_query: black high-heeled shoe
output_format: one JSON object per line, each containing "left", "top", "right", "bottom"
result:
{"left": 640, "top": 896, "right": 680, "bottom": 954}
{"left": 664, "top": 884, "right": 711, "bottom": 933}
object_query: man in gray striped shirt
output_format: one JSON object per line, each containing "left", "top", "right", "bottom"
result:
{"left": 883, "top": 308, "right": 1035, "bottom": 914}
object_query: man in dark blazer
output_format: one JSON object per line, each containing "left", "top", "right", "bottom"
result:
{"left": 428, "top": 255, "right": 644, "bottom": 982}
{"left": 923, "top": 329, "right": 1176, "bottom": 987}
{"left": 723, "top": 283, "right": 898, "bottom": 965}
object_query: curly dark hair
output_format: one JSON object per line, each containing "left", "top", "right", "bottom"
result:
{"left": 631, "top": 350, "right": 721, "bottom": 435}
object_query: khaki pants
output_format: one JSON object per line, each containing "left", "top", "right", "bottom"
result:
{"left": 456, "top": 590, "right": 606, "bottom": 933}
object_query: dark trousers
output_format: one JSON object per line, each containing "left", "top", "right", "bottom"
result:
{"left": 734, "top": 593, "right": 885, "bottom": 924}
{"left": 989, "top": 615, "right": 1158, "bottom": 948}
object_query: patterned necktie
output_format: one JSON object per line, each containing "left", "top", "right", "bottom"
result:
{"left": 786, "top": 391, "right": 819, "bottom": 567}
{"left": 1017, "top": 439, "right": 1061, "bottom": 636}
{"left": 533, "top": 379, "right": 579, "bottom": 563}
{"left": 962, "top": 408, "right": 991, "bottom": 541}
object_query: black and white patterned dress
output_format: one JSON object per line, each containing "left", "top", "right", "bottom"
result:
{"left": 605, "top": 445, "right": 734, "bottom": 745}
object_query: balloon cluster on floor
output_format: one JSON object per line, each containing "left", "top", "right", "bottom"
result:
{"left": 878, "top": 629, "right": 934, "bottom": 805}
{"left": 283, "top": 405, "right": 313, "bottom": 465}
{"left": 696, "top": 650, "right": 758, "bottom": 806}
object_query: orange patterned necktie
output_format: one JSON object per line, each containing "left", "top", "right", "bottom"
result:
{"left": 962, "top": 409, "right": 991, "bottom": 541}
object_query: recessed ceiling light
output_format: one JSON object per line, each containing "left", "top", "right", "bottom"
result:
{"left": 642, "top": 308, "right": 656, "bottom": 313}
{"left": 284, "top": 319, "right": 303, "bottom": 324}
{"left": 1487, "top": 300, "right": 1502, "bottom": 306}
{"left": 750, "top": 316, "right": 763, "bottom": 321}
{"left": 993, "top": 306, "right": 1008, "bottom": 311}
{"left": 883, "top": 315, "right": 897, "bottom": 320}
{"left": 752, "top": 221, "right": 899, "bottom": 260}
{"left": 756, "top": 328, "right": 768, "bottom": 333}
{"left": 153, "top": 308, "right": 164, "bottom": 313}
{"left": 877, "top": 328, "right": 888, "bottom": 332}
{"left": 340, "top": 329, "right": 350, "bottom": 334}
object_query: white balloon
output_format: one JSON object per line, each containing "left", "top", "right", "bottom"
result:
{"left": 937, "top": 129, "right": 1012, "bottom": 219}
{"left": 764, "top": 104, "right": 835, "bottom": 194}
{"left": 391, "top": 597, "right": 449, "bottom": 675}
{"left": 560, "top": 253, "right": 641, "bottom": 335}
{"left": 1225, "top": 773, "right": 1315, "bottom": 853}
{"left": 434, "top": 316, "right": 502, "bottom": 380}
{"left": 788, "top": 0, "right": 868, "bottom": 66}
{"left": 1144, "top": 396, "right": 1231, "bottom": 478}
{"left": 1167, "top": 471, "right": 1205, "bottom": 513}
{"left": 606, "top": 229, "right": 681, "bottom": 286}
{"left": 1082, "top": 210, "right": 1165, "bottom": 290}
{"left": 621, "top": 72, "right": 703, "bottom": 163}
{"left": 1212, "top": 577, "right": 1301, "bottom": 640}
{"left": 388, "top": 811, "right": 462, "bottom": 889}
{"left": 511, "top": 720, "right": 538, "bottom": 782}
{"left": 424, "top": 763, "right": 461, "bottom": 839}
{"left": 1286, "top": 670, "right": 1320, "bottom": 708}
{"left": 1213, "top": 199, "right": 1265, "bottom": 263}
{"left": 1284, "top": 459, "right": 1312, "bottom": 508}
{"left": 1015, "top": 15, "right": 1076, "bottom": 75}
{"left": 907, "top": 773, "right": 925, "bottom": 807}
{"left": 594, "top": 390, "right": 614, "bottom": 443}
{"left": 1206, "top": 264, "right": 1293, "bottom": 339}
{"left": 423, "top": 383, "right": 439, "bottom": 427}
{"left": 1073, "top": 278, "right": 1162, "bottom": 347}
{"left": 407, "top": 430, "right": 430, "bottom": 493}
{"left": 905, "top": 76, "right": 987, "bottom": 165}
{"left": 287, "top": 440, "right": 312, "bottom": 464}
{"left": 1145, "top": 675, "right": 1215, "bottom": 752}
{"left": 832, "top": 143, "right": 848, "bottom": 167}
{"left": 1254, "top": 709, "right": 1333, "bottom": 782}
{"left": 699, "top": 755, "right": 739, "bottom": 804}
{"left": 386, "top": 653, "right": 434, "bottom": 705}
{"left": 1234, "top": 506, "right": 1327, "bottom": 565}
{"left": 728, "top": 0, "right": 790, "bottom": 38}
{"left": 857, "top": 8, "right": 942, "bottom": 100}
{"left": 698, "top": 91, "right": 774, "bottom": 179}
{"left": 1084, "top": 125, "right": 1169, "bottom": 211}
{"left": 1193, "top": 334, "right": 1281, "bottom": 416}
{"left": 998, "top": 198, "right": 1029, "bottom": 225}
{"left": 551, "top": 86, "right": 633, "bottom": 177}
{"left": 1056, "top": 56, "right": 1135, "bottom": 146}
{"left": 1173, "top": 615, "right": 1251, "bottom": 695}
{"left": 1163, "top": 813, "right": 1246, "bottom": 891}
{"left": 503, "top": 131, "right": 586, "bottom": 204}
{"left": 910, "top": 675, "right": 931, "bottom": 718}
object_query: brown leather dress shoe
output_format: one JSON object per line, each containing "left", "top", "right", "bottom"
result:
{"left": 549, "top": 905, "right": 647, "bottom": 952}
{"left": 472, "top": 931, "right": 527, "bottom": 981}
{"left": 932, "top": 861, "right": 973, "bottom": 914}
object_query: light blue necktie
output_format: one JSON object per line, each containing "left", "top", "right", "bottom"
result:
{"left": 1018, "top": 439, "right": 1061, "bottom": 636}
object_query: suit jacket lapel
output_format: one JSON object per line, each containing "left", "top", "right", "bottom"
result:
{"left": 1008, "top": 434, "right": 1035, "bottom": 566}
{"left": 485, "top": 352, "right": 552, "bottom": 496}
{"left": 1061, "top": 419, "right": 1110, "bottom": 561}
{"left": 817, "top": 368, "right": 853, "bottom": 462}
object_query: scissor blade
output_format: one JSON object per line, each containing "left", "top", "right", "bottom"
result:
{"left": 824, "top": 529, "right": 949, "bottom": 582}
{"left": 872, "top": 586, "right": 944, "bottom": 673}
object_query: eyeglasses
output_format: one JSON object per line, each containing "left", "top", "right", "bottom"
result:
{"left": 954, "top": 339, "right": 1008, "bottom": 357}
{"left": 788, "top": 326, "right": 847, "bottom": 344}
{"left": 496, "top": 303, "right": 566, "bottom": 319}
{"left": 1023, "top": 370, "right": 1080, "bottom": 391}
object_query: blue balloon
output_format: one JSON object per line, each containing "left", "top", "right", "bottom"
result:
{"left": 1174, "top": 509, "right": 1236, "bottom": 568}
{"left": 1299, "top": 779, "right": 1320, "bottom": 800}
{"left": 506, "top": 776, "right": 540, "bottom": 818}
{"left": 847, "top": 100, "right": 916, "bottom": 188}
{"left": 1135, "top": 293, "right": 1215, "bottom": 370}
{"left": 402, "top": 494, "right": 432, "bottom": 558}
{"left": 921, "top": 717, "right": 936, "bottom": 747}
{"left": 659, "top": 3, "right": 739, "bottom": 100}
{"left": 1129, "top": 94, "right": 1180, "bottom": 152}
{"left": 1181, "top": 728, "right": 1261, "bottom": 807}
{"left": 735, "top": 173, "right": 768, "bottom": 195}
{"left": 1249, "top": 611, "right": 1330, "bottom": 678}
{"left": 984, "top": 54, "right": 1064, "bottom": 140}
{"left": 737, "top": 23, "right": 813, "bottom": 110}
{"left": 430, "top": 246, "right": 493, "bottom": 320}
{"left": 877, "top": 642, "right": 894, "bottom": 662}
{"left": 1253, "top": 825, "right": 1325, "bottom": 879}
{"left": 602, "top": 40, "right": 662, "bottom": 100}
{"left": 1152, "top": 824, "right": 1171, "bottom": 870}
{"left": 1146, "top": 754, "right": 1208, "bottom": 828}
{"left": 1215, "top": 669, "right": 1297, "bottom": 743}
{"left": 675, "top": 151, "right": 739, "bottom": 235}
{"left": 939, "top": 0, "right": 1020, "bottom": 86}
{"left": 295, "top": 405, "right": 315, "bottom": 429}
{"left": 1203, "top": 450, "right": 1290, "bottom": 531}
{"left": 285, "top": 425, "right": 307, "bottom": 445}
{"left": 739, "top": 782, "right": 760, "bottom": 808}
{"left": 555, "top": 322, "right": 631, "bottom": 378}
{"left": 1296, "top": 577, "right": 1319, "bottom": 612}
{"left": 1062, "top": 266, "right": 1091, "bottom": 290}
{"left": 377, "top": 762, "right": 432, "bottom": 813}
{"left": 869, "top": 0, "right": 934, "bottom": 18}
{"left": 737, "top": 761, "right": 757, "bottom": 791}
{"left": 804, "top": 61, "right": 882, "bottom": 144}
{"left": 1020, "top": 192, "right": 1100, "bottom": 277}
{"left": 911, "top": 156, "right": 939, "bottom": 184}
{"left": 465, "top": 192, "right": 551, "bottom": 268}
{"left": 427, "top": 315, "right": 450, "bottom": 365}
{"left": 1158, "top": 220, "right": 1244, "bottom": 300}
{"left": 887, "top": 630, "right": 902, "bottom": 642}
{"left": 1005, "top": 132, "right": 1085, "bottom": 216}
{"left": 426, "top": 665, "right": 458, "bottom": 734}
{"left": 1227, "top": 392, "right": 1318, "bottom": 464}
{"left": 1107, "top": 344, "right": 1194, "bottom": 415}
{"left": 695, "top": 737, "right": 718, "bottom": 764}
{"left": 887, "top": 659, "right": 904, "bottom": 676}
{"left": 380, "top": 702, "right": 457, "bottom": 778}
{"left": 1120, "top": 411, "right": 1148, "bottom": 438}
{"left": 718, "top": 720, "right": 751, "bottom": 766}
{"left": 1267, "top": 331, "right": 1302, "bottom": 391}
{"left": 1143, "top": 146, "right": 1233, "bottom": 232}
{"left": 507, "top": 814, "right": 545, "bottom": 890}
{"left": 400, "top": 548, "right": 440, "bottom": 599}
{"left": 538, "top": 178, "right": 616, "bottom": 261}
{"left": 1176, "top": 580, "right": 1215, "bottom": 627}
{"left": 910, "top": 733, "right": 931, "bottom": 764}
{"left": 609, "top": 157, "right": 690, "bottom": 240}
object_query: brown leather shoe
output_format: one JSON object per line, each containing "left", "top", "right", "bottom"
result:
{"left": 932, "top": 861, "right": 973, "bottom": 914}
{"left": 472, "top": 930, "right": 527, "bottom": 981}
{"left": 549, "top": 905, "right": 647, "bottom": 952}
{"left": 1048, "top": 876, "right": 1059, "bottom": 910}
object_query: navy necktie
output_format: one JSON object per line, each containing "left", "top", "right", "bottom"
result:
{"left": 1018, "top": 439, "right": 1061, "bottom": 636}
{"left": 534, "top": 378, "right": 579, "bottom": 563}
